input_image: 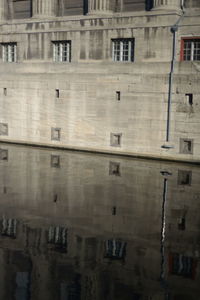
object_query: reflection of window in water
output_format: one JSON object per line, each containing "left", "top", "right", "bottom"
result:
{"left": 178, "top": 170, "right": 192, "bottom": 185}
{"left": 1, "top": 217, "right": 17, "bottom": 238}
{"left": 105, "top": 239, "right": 126, "bottom": 259}
{"left": 60, "top": 280, "right": 81, "bottom": 300}
{"left": 15, "top": 272, "right": 30, "bottom": 300}
{"left": 109, "top": 161, "right": 120, "bottom": 176}
{"left": 169, "top": 253, "right": 197, "bottom": 279}
{"left": 177, "top": 217, "right": 186, "bottom": 231}
{"left": 83, "top": 276, "right": 95, "bottom": 299}
{"left": 0, "top": 149, "right": 8, "bottom": 160}
{"left": 48, "top": 226, "right": 67, "bottom": 252}
{"left": 51, "top": 155, "right": 60, "bottom": 168}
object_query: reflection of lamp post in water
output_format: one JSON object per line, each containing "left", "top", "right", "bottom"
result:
{"left": 160, "top": 171, "right": 172, "bottom": 300}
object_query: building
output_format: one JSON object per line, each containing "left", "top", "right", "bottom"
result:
{"left": 0, "top": 0, "right": 200, "bottom": 163}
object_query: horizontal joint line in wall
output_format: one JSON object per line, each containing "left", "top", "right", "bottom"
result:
{"left": 1, "top": 23, "right": 200, "bottom": 36}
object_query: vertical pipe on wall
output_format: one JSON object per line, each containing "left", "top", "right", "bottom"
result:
{"left": 162, "top": 9, "right": 185, "bottom": 147}
{"left": 166, "top": 25, "right": 177, "bottom": 142}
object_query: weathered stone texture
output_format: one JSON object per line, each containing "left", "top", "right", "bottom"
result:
{"left": 0, "top": 0, "right": 200, "bottom": 162}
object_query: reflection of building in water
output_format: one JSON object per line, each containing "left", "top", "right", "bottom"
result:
{"left": 48, "top": 226, "right": 68, "bottom": 252}
{"left": 1, "top": 216, "right": 17, "bottom": 238}
{"left": 105, "top": 239, "right": 126, "bottom": 259}
{"left": 15, "top": 272, "right": 31, "bottom": 300}
{"left": 0, "top": 144, "right": 199, "bottom": 299}
{"left": 169, "top": 253, "right": 197, "bottom": 279}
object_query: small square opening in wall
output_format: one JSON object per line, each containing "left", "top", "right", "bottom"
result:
{"left": 185, "top": 93, "right": 193, "bottom": 105}
{"left": 178, "top": 170, "right": 192, "bottom": 185}
{"left": 116, "top": 91, "right": 121, "bottom": 101}
{"left": 3, "top": 88, "right": 7, "bottom": 96}
{"left": 0, "top": 149, "right": 8, "bottom": 161}
{"left": 51, "top": 128, "right": 61, "bottom": 141}
{"left": 178, "top": 217, "right": 186, "bottom": 231}
{"left": 0, "top": 123, "right": 8, "bottom": 136}
{"left": 110, "top": 133, "right": 122, "bottom": 147}
{"left": 51, "top": 155, "right": 60, "bottom": 168}
{"left": 112, "top": 206, "right": 117, "bottom": 215}
{"left": 109, "top": 161, "right": 121, "bottom": 176}
{"left": 55, "top": 89, "right": 60, "bottom": 98}
{"left": 54, "top": 194, "right": 58, "bottom": 202}
{"left": 180, "top": 138, "right": 193, "bottom": 154}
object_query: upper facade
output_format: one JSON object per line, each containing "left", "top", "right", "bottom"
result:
{"left": 0, "top": 0, "right": 199, "bottom": 20}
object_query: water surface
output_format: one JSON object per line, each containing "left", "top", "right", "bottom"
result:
{"left": 0, "top": 143, "right": 199, "bottom": 300}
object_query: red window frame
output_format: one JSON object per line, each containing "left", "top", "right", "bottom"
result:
{"left": 180, "top": 37, "right": 200, "bottom": 61}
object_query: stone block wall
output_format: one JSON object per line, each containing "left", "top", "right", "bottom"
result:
{"left": 0, "top": 0, "right": 200, "bottom": 162}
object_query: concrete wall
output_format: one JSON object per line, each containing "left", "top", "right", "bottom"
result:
{"left": 0, "top": 0, "right": 200, "bottom": 162}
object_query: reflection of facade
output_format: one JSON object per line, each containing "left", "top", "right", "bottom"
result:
{"left": 0, "top": 144, "right": 199, "bottom": 299}
{"left": 0, "top": 1, "right": 200, "bottom": 162}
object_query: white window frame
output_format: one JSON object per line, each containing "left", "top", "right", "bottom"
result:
{"left": 183, "top": 39, "right": 200, "bottom": 61}
{"left": 2, "top": 43, "right": 17, "bottom": 62}
{"left": 112, "top": 38, "right": 134, "bottom": 62}
{"left": 52, "top": 41, "right": 71, "bottom": 62}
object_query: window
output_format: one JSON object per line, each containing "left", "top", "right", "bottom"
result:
{"left": 52, "top": 41, "right": 71, "bottom": 62}
{"left": 55, "top": 89, "right": 60, "bottom": 98}
{"left": 112, "top": 206, "right": 117, "bottom": 215}
{"left": 110, "top": 133, "right": 122, "bottom": 147}
{"left": 178, "top": 170, "right": 192, "bottom": 185}
{"left": 51, "top": 128, "right": 61, "bottom": 141}
{"left": 3, "top": 88, "right": 7, "bottom": 96}
{"left": 1, "top": 217, "right": 17, "bottom": 238}
{"left": 0, "top": 149, "right": 8, "bottom": 161}
{"left": 180, "top": 138, "right": 193, "bottom": 154}
{"left": 168, "top": 253, "right": 197, "bottom": 279}
{"left": 112, "top": 39, "right": 134, "bottom": 62}
{"left": 185, "top": 93, "right": 193, "bottom": 105}
{"left": 116, "top": 91, "right": 121, "bottom": 101}
{"left": 109, "top": 161, "right": 120, "bottom": 176}
{"left": 181, "top": 38, "right": 200, "bottom": 61}
{"left": 15, "top": 272, "right": 30, "bottom": 300}
{"left": 48, "top": 226, "right": 67, "bottom": 252}
{"left": 0, "top": 123, "right": 8, "bottom": 136}
{"left": 105, "top": 239, "right": 126, "bottom": 259}
{"left": 146, "top": 0, "right": 153, "bottom": 10}
{"left": 51, "top": 155, "right": 60, "bottom": 168}
{"left": 54, "top": 194, "right": 58, "bottom": 203}
{"left": 178, "top": 217, "right": 185, "bottom": 231}
{"left": 2, "top": 43, "right": 17, "bottom": 62}
{"left": 60, "top": 281, "right": 81, "bottom": 300}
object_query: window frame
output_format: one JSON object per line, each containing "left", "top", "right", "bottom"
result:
{"left": 52, "top": 40, "right": 71, "bottom": 63}
{"left": 180, "top": 37, "right": 200, "bottom": 61}
{"left": 2, "top": 43, "right": 17, "bottom": 63}
{"left": 112, "top": 38, "right": 134, "bottom": 62}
